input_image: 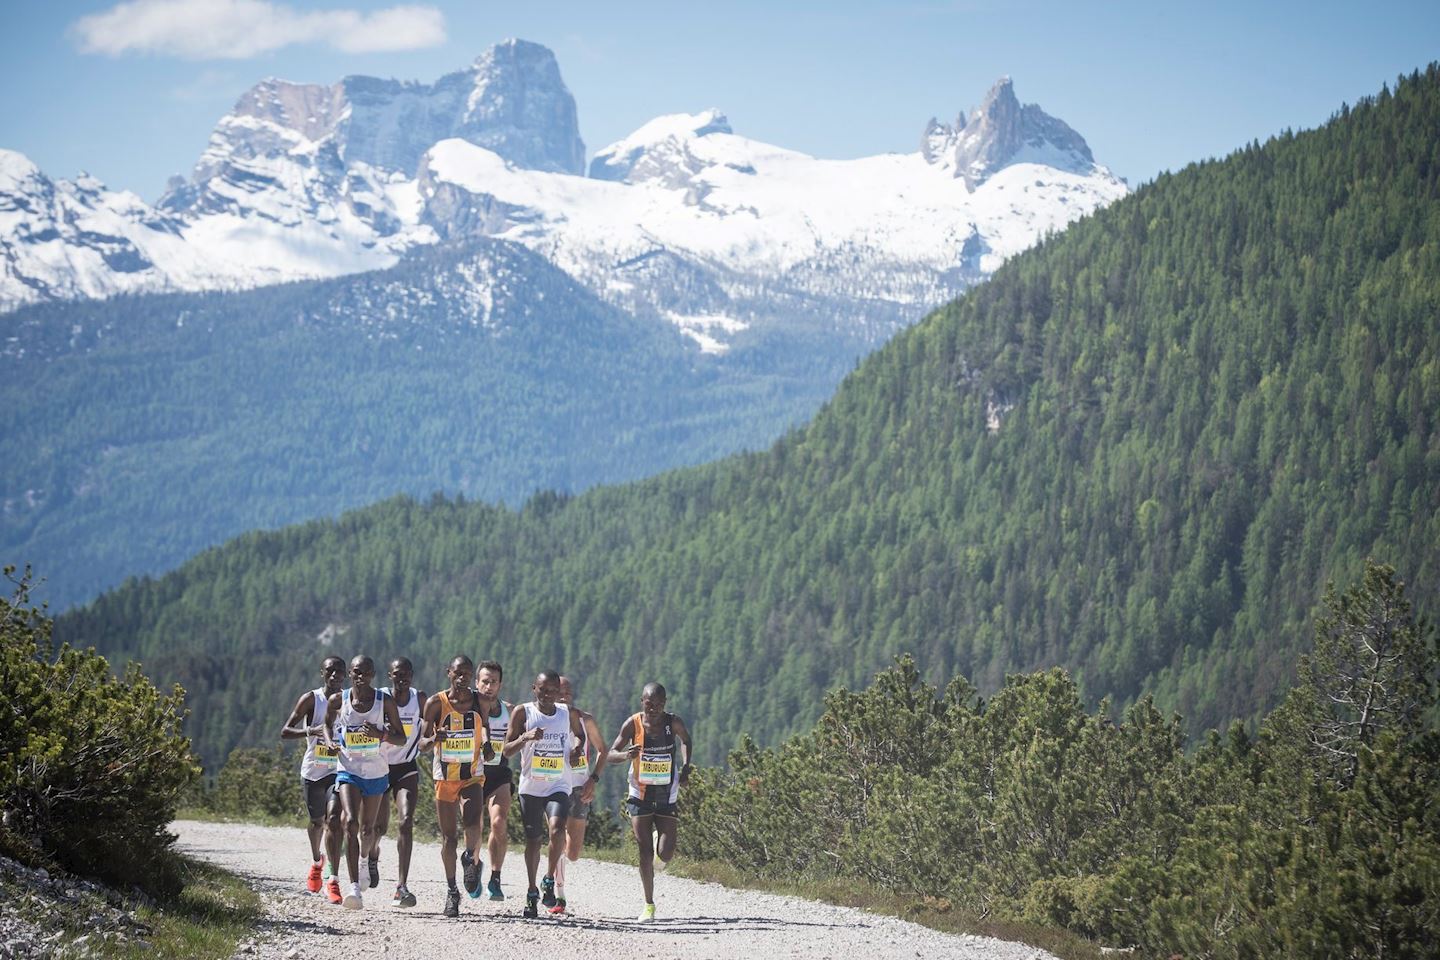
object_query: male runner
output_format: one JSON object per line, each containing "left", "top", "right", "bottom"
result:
{"left": 420, "top": 655, "right": 493, "bottom": 918}
{"left": 553, "top": 674, "right": 607, "bottom": 914}
{"left": 502, "top": 670, "right": 588, "bottom": 920}
{"left": 607, "top": 681, "right": 692, "bottom": 922}
{"left": 279, "top": 655, "right": 346, "bottom": 904}
{"left": 474, "top": 659, "right": 514, "bottom": 901}
{"left": 369, "top": 656, "right": 424, "bottom": 907}
{"left": 323, "top": 655, "right": 408, "bottom": 911}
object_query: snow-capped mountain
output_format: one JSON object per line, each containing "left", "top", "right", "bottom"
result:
{"left": 0, "top": 40, "right": 1127, "bottom": 352}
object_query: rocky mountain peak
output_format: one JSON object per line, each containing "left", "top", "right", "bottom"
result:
{"left": 588, "top": 109, "right": 736, "bottom": 184}
{"left": 922, "top": 77, "right": 1096, "bottom": 190}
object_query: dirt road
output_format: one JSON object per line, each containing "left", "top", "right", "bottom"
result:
{"left": 174, "top": 820, "right": 1057, "bottom": 960}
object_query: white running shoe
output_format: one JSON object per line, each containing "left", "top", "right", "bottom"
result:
{"left": 342, "top": 883, "right": 363, "bottom": 910}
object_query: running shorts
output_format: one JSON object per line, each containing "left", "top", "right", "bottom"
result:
{"left": 336, "top": 770, "right": 389, "bottom": 797}
{"left": 435, "top": 777, "right": 484, "bottom": 804}
{"left": 519, "top": 791, "right": 571, "bottom": 839}
{"left": 481, "top": 763, "right": 513, "bottom": 802}
{"left": 568, "top": 787, "right": 592, "bottom": 821}
{"left": 387, "top": 761, "right": 420, "bottom": 786}
{"left": 625, "top": 797, "right": 678, "bottom": 819}
{"left": 303, "top": 773, "right": 337, "bottom": 821}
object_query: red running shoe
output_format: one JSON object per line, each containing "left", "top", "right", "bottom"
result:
{"left": 325, "top": 877, "right": 343, "bottom": 904}
{"left": 305, "top": 859, "right": 324, "bottom": 893}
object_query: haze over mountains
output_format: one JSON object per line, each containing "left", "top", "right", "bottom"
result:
{"left": 2, "top": 39, "right": 1126, "bottom": 609}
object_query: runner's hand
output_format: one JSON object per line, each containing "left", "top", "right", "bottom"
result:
{"left": 624, "top": 743, "right": 642, "bottom": 759}
{"left": 525, "top": 727, "right": 544, "bottom": 743}
{"left": 360, "top": 721, "right": 384, "bottom": 739}
{"left": 579, "top": 780, "right": 596, "bottom": 805}
{"left": 569, "top": 743, "right": 584, "bottom": 765}
{"left": 481, "top": 740, "right": 495, "bottom": 762}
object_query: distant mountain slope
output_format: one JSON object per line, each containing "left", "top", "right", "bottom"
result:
{"left": 57, "top": 68, "right": 1440, "bottom": 770}
{"left": 2, "top": 239, "right": 840, "bottom": 608}
{"left": 2, "top": 41, "right": 1126, "bottom": 360}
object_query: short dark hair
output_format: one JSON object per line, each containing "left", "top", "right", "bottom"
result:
{"left": 476, "top": 659, "right": 502, "bottom": 679}
{"left": 390, "top": 656, "right": 413, "bottom": 673}
{"left": 321, "top": 655, "right": 345, "bottom": 670}
{"left": 536, "top": 669, "right": 561, "bottom": 686}
{"left": 449, "top": 654, "right": 473, "bottom": 671}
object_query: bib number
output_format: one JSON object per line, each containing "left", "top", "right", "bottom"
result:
{"left": 314, "top": 744, "right": 339, "bottom": 765}
{"left": 531, "top": 751, "right": 564, "bottom": 780}
{"left": 441, "top": 736, "right": 475, "bottom": 765}
{"left": 344, "top": 730, "right": 380, "bottom": 755}
{"left": 639, "top": 751, "right": 672, "bottom": 785}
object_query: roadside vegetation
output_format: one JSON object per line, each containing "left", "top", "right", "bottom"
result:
{"left": 0, "top": 565, "right": 256, "bottom": 959}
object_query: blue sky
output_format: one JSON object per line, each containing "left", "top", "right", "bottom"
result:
{"left": 1, "top": 1, "right": 1436, "bottom": 201}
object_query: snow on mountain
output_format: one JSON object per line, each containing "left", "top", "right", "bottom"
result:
{"left": 0, "top": 44, "right": 1127, "bottom": 351}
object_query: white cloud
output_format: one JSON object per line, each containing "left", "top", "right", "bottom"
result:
{"left": 72, "top": 0, "right": 447, "bottom": 59}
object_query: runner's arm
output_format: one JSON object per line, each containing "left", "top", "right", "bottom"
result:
{"left": 322, "top": 692, "right": 342, "bottom": 746}
{"left": 673, "top": 715, "right": 694, "bottom": 786}
{"left": 418, "top": 693, "right": 438, "bottom": 753}
{"left": 279, "top": 691, "right": 316, "bottom": 740}
{"left": 568, "top": 709, "right": 587, "bottom": 765}
{"left": 583, "top": 713, "right": 608, "bottom": 782}
{"left": 607, "top": 723, "right": 638, "bottom": 765}
{"left": 380, "top": 693, "right": 407, "bottom": 746}
{"left": 501, "top": 704, "right": 534, "bottom": 758}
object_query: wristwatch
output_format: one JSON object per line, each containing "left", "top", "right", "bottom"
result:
{"left": 588, "top": 771, "right": 600, "bottom": 783}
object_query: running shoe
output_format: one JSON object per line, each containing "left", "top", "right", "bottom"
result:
{"left": 486, "top": 876, "right": 504, "bottom": 901}
{"left": 523, "top": 888, "right": 539, "bottom": 919}
{"left": 325, "top": 877, "right": 343, "bottom": 904}
{"left": 540, "top": 874, "right": 557, "bottom": 907}
{"left": 394, "top": 886, "right": 416, "bottom": 909}
{"left": 444, "top": 887, "right": 460, "bottom": 918}
{"left": 549, "top": 896, "right": 567, "bottom": 916}
{"left": 637, "top": 902, "right": 656, "bottom": 922}
{"left": 461, "top": 848, "right": 483, "bottom": 898}
{"left": 305, "top": 859, "right": 324, "bottom": 893}
{"left": 342, "top": 883, "right": 363, "bottom": 911}
{"left": 367, "top": 856, "right": 379, "bottom": 889}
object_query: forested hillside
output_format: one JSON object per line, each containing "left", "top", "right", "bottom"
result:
{"left": 1, "top": 239, "right": 847, "bottom": 609}
{"left": 57, "top": 67, "right": 1440, "bottom": 770}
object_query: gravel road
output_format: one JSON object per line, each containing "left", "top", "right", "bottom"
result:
{"left": 173, "top": 820, "right": 1058, "bottom": 960}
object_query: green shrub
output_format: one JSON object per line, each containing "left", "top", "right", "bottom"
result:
{"left": 1, "top": 565, "right": 198, "bottom": 895}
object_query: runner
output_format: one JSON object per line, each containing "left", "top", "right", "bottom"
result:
{"left": 552, "top": 674, "right": 607, "bottom": 914}
{"left": 420, "top": 655, "right": 493, "bottom": 918}
{"left": 278, "top": 655, "right": 346, "bottom": 904}
{"left": 607, "top": 681, "right": 692, "bottom": 922}
{"left": 474, "top": 659, "right": 514, "bottom": 901}
{"left": 323, "top": 655, "right": 409, "bottom": 911}
{"left": 502, "top": 670, "right": 588, "bottom": 920}
{"left": 369, "top": 656, "right": 425, "bottom": 907}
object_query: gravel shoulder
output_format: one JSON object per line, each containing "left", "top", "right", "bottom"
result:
{"left": 173, "top": 820, "right": 1057, "bottom": 960}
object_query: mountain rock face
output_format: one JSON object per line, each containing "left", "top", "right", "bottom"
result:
{"left": 922, "top": 77, "right": 1096, "bottom": 189}
{"left": 0, "top": 43, "right": 1125, "bottom": 358}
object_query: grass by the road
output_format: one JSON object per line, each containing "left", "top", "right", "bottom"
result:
{"left": 586, "top": 845, "right": 1107, "bottom": 960}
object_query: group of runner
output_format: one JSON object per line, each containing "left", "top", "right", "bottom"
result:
{"left": 280, "top": 654, "right": 692, "bottom": 922}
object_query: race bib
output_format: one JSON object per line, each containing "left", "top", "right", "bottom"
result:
{"left": 572, "top": 752, "right": 589, "bottom": 774}
{"left": 441, "top": 735, "right": 475, "bottom": 766}
{"left": 401, "top": 722, "right": 414, "bottom": 740}
{"left": 314, "top": 744, "right": 339, "bottom": 765}
{"left": 344, "top": 730, "right": 380, "bottom": 754}
{"left": 486, "top": 736, "right": 505, "bottom": 764}
{"left": 531, "top": 749, "right": 564, "bottom": 780}
{"left": 639, "top": 751, "right": 672, "bottom": 785}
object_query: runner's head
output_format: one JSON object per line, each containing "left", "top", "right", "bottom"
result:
{"left": 320, "top": 655, "right": 346, "bottom": 693}
{"left": 447, "top": 655, "right": 475, "bottom": 694}
{"left": 476, "top": 660, "right": 503, "bottom": 700}
{"left": 348, "top": 655, "right": 376, "bottom": 691}
{"left": 641, "top": 681, "right": 667, "bottom": 720}
{"left": 533, "top": 669, "right": 562, "bottom": 710}
{"left": 557, "top": 675, "right": 574, "bottom": 705}
{"left": 387, "top": 656, "right": 413, "bottom": 695}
